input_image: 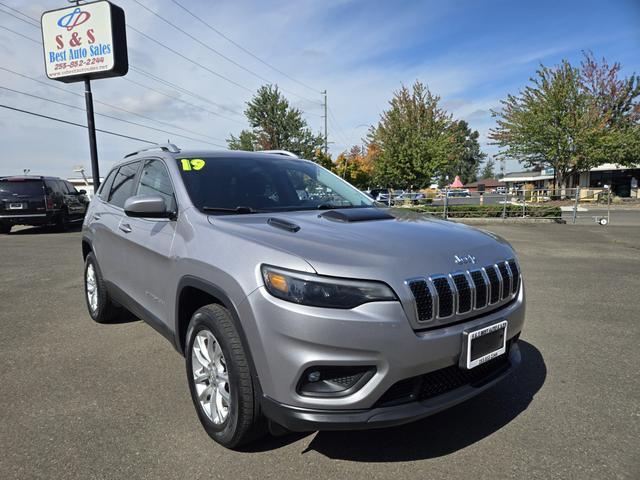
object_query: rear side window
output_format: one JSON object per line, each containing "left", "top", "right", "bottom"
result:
{"left": 137, "top": 160, "right": 177, "bottom": 212}
{"left": 108, "top": 162, "right": 140, "bottom": 208}
{"left": 0, "top": 179, "right": 44, "bottom": 197}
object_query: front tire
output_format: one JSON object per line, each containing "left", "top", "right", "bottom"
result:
{"left": 0, "top": 222, "right": 10, "bottom": 234}
{"left": 84, "top": 252, "right": 121, "bottom": 323}
{"left": 185, "top": 304, "right": 265, "bottom": 448}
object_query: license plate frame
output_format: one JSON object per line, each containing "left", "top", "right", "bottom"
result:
{"left": 459, "top": 320, "right": 508, "bottom": 370}
{"left": 8, "top": 203, "right": 25, "bottom": 210}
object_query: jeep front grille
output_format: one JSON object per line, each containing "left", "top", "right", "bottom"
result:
{"left": 406, "top": 259, "right": 520, "bottom": 326}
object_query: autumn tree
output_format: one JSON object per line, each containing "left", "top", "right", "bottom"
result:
{"left": 227, "top": 85, "right": 325, "bottom": 161}
{"left": 332, "top": 145, "right": 374, "bottom": 189}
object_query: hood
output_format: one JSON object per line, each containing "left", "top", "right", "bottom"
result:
{"left": 208, "top": 209, "right": 515, "bottom": 281}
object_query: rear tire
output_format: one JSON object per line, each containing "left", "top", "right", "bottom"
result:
{"left": 84, "top": 252, "right": 121, "bottom": 323}
{"left": 185, "top": 304, "right": 265, "bottom": 449}
{"left": 56, "top": 209, "right": 69, "bottom": 232}
{"left": 0, "top": 223, "right": 10, "bottom": 234}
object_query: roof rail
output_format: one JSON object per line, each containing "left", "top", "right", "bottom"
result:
{"left": 124, "top": 143, "right": 181, "bottom": 158}
{"left": 259, "top": 150, "right": 298, "bottom": 158}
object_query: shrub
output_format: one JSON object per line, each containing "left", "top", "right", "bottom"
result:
{"left": 401, "top": 204, "right": 562, "bottom": 218}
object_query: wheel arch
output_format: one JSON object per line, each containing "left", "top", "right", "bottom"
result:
{"left": 175, "top": 276, "right": 263, "bottom": 396}
{"left": 82, "top": 236, "right": 93, "bottom": 260}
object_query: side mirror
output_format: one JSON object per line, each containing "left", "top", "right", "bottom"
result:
{"left": 79, "top": 189, "right": 87, "bottom": 195}
{"left": 124, "top": 194, "right": 173, "bottom": 219}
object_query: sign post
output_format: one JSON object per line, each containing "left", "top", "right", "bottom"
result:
{"left": 41, "top": 0, "right": 128, "bottom": 190}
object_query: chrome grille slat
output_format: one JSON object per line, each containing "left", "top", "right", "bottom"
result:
{"left": 470, "top": 269, "right": 488, "bottom": 309}
{"left": 407, "top": 258, "right": 520, "bottom": 325}
{"left": 497, "top": 262, "right": 511, "bottom": 299}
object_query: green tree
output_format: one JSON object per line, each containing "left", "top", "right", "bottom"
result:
{"left": 480, "top": 158, "right": 496, "bottom": 179}
{"left": 227, "top": 85, "right": 325, "bottom": 161}
{"left": 441, "top": 120, "right": 485, "bottom": 184}
{"left": 490, "top": 54, "right": 640, "bottom": 188}
{"left": 369, "top": 82, "right": 452, "bottom": 188}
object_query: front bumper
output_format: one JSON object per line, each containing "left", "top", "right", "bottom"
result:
{"left": 240, "top": 282, "right": 526, "bottom": 413}
{"left": 262, "top": 343, "right": 520, "bottom": 431}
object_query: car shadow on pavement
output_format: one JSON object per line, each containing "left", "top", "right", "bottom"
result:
{"left": 247, "top": 340, "right": 546, "bottom": 459}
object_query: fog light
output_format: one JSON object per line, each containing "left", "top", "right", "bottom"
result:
{"left": 297, "top": 366, "right": 376, "bottom": 397}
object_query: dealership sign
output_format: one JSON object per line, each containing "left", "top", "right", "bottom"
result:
{"left": 41, "top": 1, "right": 128, "bottom": 83}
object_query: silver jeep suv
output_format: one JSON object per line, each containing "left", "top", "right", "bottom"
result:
{"left": 82, "top": 144, "right": 525, "bottom": 448}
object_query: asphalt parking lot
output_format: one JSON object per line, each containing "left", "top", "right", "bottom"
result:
{"left": 1, "top": 223, "right": 639, "bottom": 479}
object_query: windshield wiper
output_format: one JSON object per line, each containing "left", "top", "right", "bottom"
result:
{"left": 202, "top": 206, "right": 264, "bottom": 214}
{"left": 316, "top": 204, "right": 365, "bottom": 210}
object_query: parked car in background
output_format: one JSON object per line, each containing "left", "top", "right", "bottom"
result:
{"left": 0, "top": 176, "right": 88, "bottom": 233}
{"left": 446, "top": 189, "right": 471, "bottom": 198}
{"left": 395, "top": 192, "right": 425, "bottom": 204}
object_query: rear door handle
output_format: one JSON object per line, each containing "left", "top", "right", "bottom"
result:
{"left": 119, "top": 223, "right": 132, "bottom": 233}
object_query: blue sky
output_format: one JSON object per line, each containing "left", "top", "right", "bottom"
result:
{"left": 0, "top": 0, "right": 638, "bottom": 178}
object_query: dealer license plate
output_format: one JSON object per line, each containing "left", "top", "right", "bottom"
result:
{"left": 460, "top": 320, "right": 507, "bottom": 369}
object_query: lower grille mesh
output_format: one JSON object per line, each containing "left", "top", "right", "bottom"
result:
{"left": 375, "top": 346, "right": 512, "bottom": 407}
{"left": 452, "top": 273, "right": 471, "bottom": 313}
{"left": 432, "top": 277, "right": 453, "bottom": 317}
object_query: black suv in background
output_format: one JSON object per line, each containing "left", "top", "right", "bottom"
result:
{"left": 0, "top": 176, "right": 88, "bottom": 233}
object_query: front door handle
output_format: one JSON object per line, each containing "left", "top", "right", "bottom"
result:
{"left": 119, "top": 223, "right": 132, "bottom": 233}
{"left": 92, "top": 213, "right": 102, "bottom": 220}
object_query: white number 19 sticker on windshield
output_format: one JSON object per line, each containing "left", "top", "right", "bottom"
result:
{"left": 180, "top": 159, "right": 206, "bottom": 171}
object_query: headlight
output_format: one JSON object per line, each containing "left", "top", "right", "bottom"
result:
{"left": 261, "top": 265, "right": 397, "bottom": 309}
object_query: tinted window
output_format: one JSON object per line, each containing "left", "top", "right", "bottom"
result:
{"left": 0, "top": 179, "right": 44, "bottom": 197}
{"left": 108, "top": 162, "right": 140, "bottom": 208}
{"left": 176, "top": 156, "right": 373, "bottom": 213}
{"left": 44, "top": 179, "right": 61, "bottom": 194}
{"left": 64, "top": 181, "right": 78, "bottom": 194}
{"left": 137, "top": 160, "right": 176, "bottom": 212}
{"left": 56, "top": 180, "right": 70, "bottom": 194}
{"left": 97, "top": 169, "right": 117, "bottom": 199}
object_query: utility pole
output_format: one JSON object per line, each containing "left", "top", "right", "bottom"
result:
{"left": 322, "top": 90, "right": 328, "bottom": 155}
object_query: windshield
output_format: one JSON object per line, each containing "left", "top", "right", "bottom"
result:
{"left": 0, "top": 179, "right": 44, "bottom": 197}
{"left": 176, "top": 156, "right": 374, "bottom": 213}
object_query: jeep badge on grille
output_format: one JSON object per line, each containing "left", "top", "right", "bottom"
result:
{"left": 454, "top": 254, "right": 476, "bottom": 265}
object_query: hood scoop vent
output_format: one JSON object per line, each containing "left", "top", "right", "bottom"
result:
{"left": 267, "top": 217, "right": 300, "bottom": 232}
{"left": 320, "top": 208, "right": 394, "bottom": 223}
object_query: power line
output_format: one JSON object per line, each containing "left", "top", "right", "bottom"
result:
{"left": 0, "top": 84, "right": 226, "bottom": 148}
{"left": 128, "top": 65, "right": 241, "bottom": 115}
{"left": 169, "top": 0, "right": 321, "bottom": 95}
{"left": 0, "top": 1, "right": 39, "bottom": 25}
{"left": 0, "top": 103, "right": 156, "bottom": 144}
{"left": 0, "top": 71, "right": 227, "bottom": 145}
{"left": 0, "top": 24, "right": 40, "bottom": 44}
{"left": 128, "top": 25, "right": 254, "bottom": 93}
{"left": 0, "top": 5, "right": 40, "bottom": 29}
{"left": 131, "top": 0, "right": 322, "bottom": 106}
{"left": 121, "top": 76, "right": 245, "bottom": 126}
{"left": 0, "top": 7, "right": 246, "bottom": 123}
